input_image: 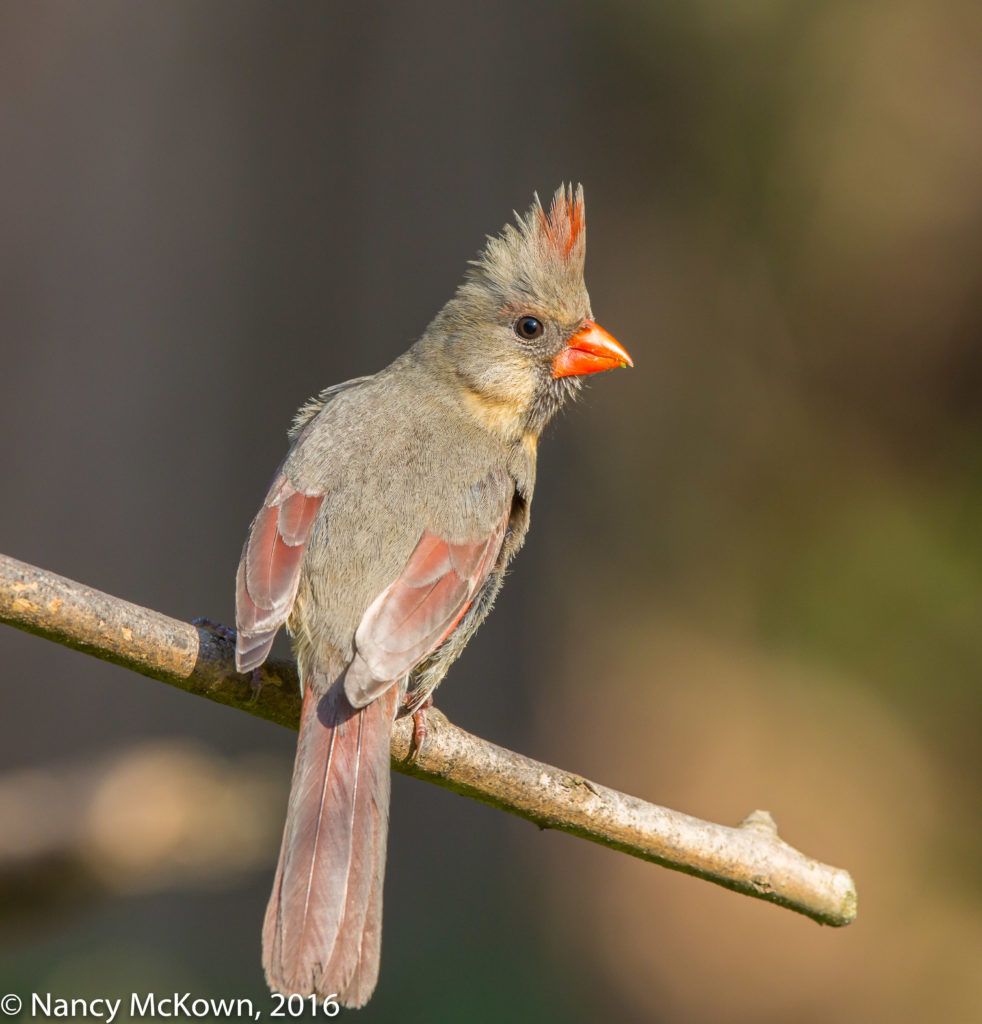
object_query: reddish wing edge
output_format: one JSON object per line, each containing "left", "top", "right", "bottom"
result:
{"left": 344, "top": 512, "right": 509, "bottom": 708}
{"left": 236, "top": 473, "right": 323, "bottom": 673}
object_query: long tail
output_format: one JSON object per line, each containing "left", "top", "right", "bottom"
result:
{"left": 263, "top": 667, "right": 398, "bottom": 1008}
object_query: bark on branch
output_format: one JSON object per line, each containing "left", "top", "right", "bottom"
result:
{"left": 0, "top": 552, "right": 857, "bottom": 927}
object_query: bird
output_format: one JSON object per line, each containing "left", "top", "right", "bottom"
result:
{"left": 234, "top": 184, "right": 632, "bottom": 1008}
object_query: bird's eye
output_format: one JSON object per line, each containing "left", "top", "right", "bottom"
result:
{"left": 515, "top": 315, "right": 544, "bottom": 340}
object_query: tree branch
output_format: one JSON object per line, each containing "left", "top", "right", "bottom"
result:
{"left": 0, "top": 552, "right": 857, "bottom": 927}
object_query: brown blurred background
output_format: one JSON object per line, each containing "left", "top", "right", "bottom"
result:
{"left": 1, "top": 2, "right": 980, "bottom": 1021}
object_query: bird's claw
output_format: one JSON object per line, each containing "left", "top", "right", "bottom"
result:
{"left": 249, "top": 667, "right": 264, "bottom": 703}
{"left": 191, "top": 617, "right": 237, "bottom": 643}
{"left": 406, "top": 694, "right": 434, "bottom": 764}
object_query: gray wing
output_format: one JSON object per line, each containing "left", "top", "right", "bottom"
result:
{"left": 235, "top": 375, "right": 372, "bottom": 673}
{"left": 343, "top": 470, "right": 513, "bottom": 708}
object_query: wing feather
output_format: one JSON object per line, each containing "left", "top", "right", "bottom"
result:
{"left": 344, "top": 511, "right": 509, "bottom": 707}
{"left": 236, "top": 473, "right": 324, "bottom": 673}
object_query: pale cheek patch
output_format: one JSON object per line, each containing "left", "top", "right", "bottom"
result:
{"left": 461, "top": 360, "right": 537, "bottom": 440}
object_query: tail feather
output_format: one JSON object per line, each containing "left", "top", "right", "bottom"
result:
{"left": 317, "top": 682, "right": 395, "bottom": 1005}
{"left": 263, "top": 665, "right": 397, "bottom": 1008}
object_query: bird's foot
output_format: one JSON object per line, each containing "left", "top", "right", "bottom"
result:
{"left": 406, "top": 694, "right": 434, "bottom": 764}
{"left": 249, "top": 667, "right": 264, "bottom": 703}
{"left": 191, "top": 617, "right": 237, "bottom": 643}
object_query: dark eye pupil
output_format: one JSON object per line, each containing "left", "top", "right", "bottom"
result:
{"left": 516, "top": 316, "right": 543, "bottom": 339}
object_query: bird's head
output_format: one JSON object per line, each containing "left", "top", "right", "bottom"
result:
{"left": 423, "top": 185, "right": 632, "bottom": 441}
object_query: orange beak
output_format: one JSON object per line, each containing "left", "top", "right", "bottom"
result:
{"left": 551, "top": 320, "right": 633, "bottom": 378}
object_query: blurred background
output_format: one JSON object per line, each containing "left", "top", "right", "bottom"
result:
{"left": 1, "top": 2, "right": 980, "bottom": 1021}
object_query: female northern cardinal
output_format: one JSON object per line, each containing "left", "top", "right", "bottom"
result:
{"left": 235, "top": 185, "right": 631, "bottom": 1007}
